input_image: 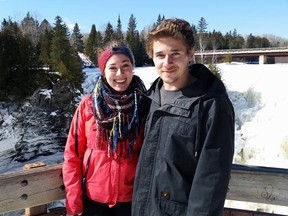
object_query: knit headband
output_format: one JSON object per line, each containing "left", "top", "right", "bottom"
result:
{"left": 98, "top": 46, "right": 135, "bottom": 75}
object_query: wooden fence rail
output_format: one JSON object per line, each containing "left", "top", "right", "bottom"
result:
{"left": 225, "top": 164, "right": 288, "bottom": 215}
{"left": 0, "top": 163, "right": 65, "bottom": 215}
{"left": 0, "top": 163, "right": 288, "bottom": 215}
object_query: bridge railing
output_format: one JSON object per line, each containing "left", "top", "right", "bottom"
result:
{"left": 0, "top": 163, "right": 288, "bottom": 215}
{"left": 194, "top": 46, "right": 288, "bottom": 55}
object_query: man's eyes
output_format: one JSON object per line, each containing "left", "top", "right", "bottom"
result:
{"left": 172, "top": 52, "right": 181, "bottom": 57}
{"left": 155, "top": 53, "right": 181, "bottom": 58}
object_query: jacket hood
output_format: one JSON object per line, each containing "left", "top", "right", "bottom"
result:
{"left": 188, "top": 63, "right": 228, "bottom": 98}
{"left": 147, "top": 63, "right": 228, "bottom": 103}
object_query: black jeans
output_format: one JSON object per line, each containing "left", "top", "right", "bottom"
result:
{"left": 82, "top": 196, "right": 132, "bottom": 216}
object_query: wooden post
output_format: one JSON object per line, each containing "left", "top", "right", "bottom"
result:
{"left": 23, "top": 162, "right": 48, "bottom": 216}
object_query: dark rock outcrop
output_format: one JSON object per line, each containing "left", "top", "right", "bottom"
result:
{"left": 0, "top": 76, "right": 81, "bottom": 172}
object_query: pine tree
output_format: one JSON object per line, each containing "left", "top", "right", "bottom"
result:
{"left": 50, "top": 16, "right": 84, "bottom": 87}
{"left": 230, "top": 29, "right": 245, "bottom": 49}
{"left": 38, "top": 29, "right": 52, "bottom": 67}
{"left": 207, "top": 30, "right": 224, "bottom": 63}
{"left": 38, "top": 19, "right": 52, "bottom": 35}
{"left": 20, "top": 13, "right": 41, "bottom": 68}
{"left": 21, "top": 12, "right": 39, "bottom": 46}
{"left": 224, "top": 32, "right": 233, "bottom": 49}
{"left": 190, "top": 23, "right": 198, "bottom": 35}
{"left": 139, "top": 29, "right": 151, "bottom": 65}
{"left": 197, "top": 17, "right": 208, "bottom": 33}
{"left": 125, "top": 14, "right": 146, "bottom": 66}
{"left": 114, "top": 15, "right": 124, "bottom": 41}
{"left": 135, "top": 32, "right": 148, "bottom": 66}
{"left": 50, "top": 16, "right": 71, "bottom": 71}
{"left": 84, "top": 24, "right": 100, "bottom": 65}
{"left": 38, "top": 19, "right": 53, "bottom": 67}
{"left": 126, "top": 15, "right": 137, "bottom": 63}
{"left": 246, "top": 34, "right": 256, "bottom": 48}
{"left": 126, "top": 14, "right": 137, "bottom": 44}
{"left": 71, "top": 23, "right": 84, "bottom": 52}
{"left": 0, "top": 18, "right": 35, "bottom": 99}
{"left": 197, "top": 17, "right": 208, "bottom": 63}
{"left": 103, "top": 22, "right": 114, "bottom": 45}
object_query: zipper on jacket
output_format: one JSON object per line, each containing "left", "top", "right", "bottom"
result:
{"left": 195, "top": 99, "right": 203, "bottom": 161}
{"left": 75, "top": 110, "right": 80, "bottom": 157}
{"left": 82, "top": 149, "right": 93, "bottom": 197}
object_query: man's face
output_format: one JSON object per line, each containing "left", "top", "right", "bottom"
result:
{"left": 152, "top": 37, "right": 194, "bottom": 90}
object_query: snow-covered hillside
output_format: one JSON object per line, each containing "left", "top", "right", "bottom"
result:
{"left": 1, "top": 63, "right": 288, "bottom": 173}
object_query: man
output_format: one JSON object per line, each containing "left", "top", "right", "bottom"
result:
{"left": 132, "top": 18, "right": 235, "bottom": 216}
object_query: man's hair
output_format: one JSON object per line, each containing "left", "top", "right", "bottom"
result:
{"left": 146, "top": 18, "right": 195, "bottom": 58}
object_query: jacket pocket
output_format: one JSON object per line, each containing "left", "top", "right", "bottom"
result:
{"left": 157, "top": 199, "right": 187, "bottom": 216}
{"left": 162, "top": 119, "right": 197, "bottom": 164}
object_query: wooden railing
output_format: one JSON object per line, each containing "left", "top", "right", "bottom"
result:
{"left": 225, "top": 164, "right": 288, "bottom": 215}
{"left": 0, "top": 162, "right": 65, "bottom": 215}
{"left": 0, "top": 163, "right": 288, "bottom": 215}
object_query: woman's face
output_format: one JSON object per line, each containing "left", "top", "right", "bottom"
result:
{"left": 104, "top": 54, "right": 134, "bottom": 92}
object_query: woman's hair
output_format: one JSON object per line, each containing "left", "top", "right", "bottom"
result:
{"left": 96, "top": 40, "right": 129, "bottom": 56}
{"left": 97, "top": 40, "right": 135, "bottom": 74}
{"left": 146, "top": 18, "right": 196, "bottom": 58}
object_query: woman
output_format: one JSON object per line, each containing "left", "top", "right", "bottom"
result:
{"left": 63, "top": 41, "right": 147, "bottom": 216}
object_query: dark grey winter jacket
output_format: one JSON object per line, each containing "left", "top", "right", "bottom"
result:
{"left": 132, "top": 64, "right": 235, "bottom": 216}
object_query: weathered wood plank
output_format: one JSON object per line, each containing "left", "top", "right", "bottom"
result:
{"left": 226, "top": 164, "right": 288, "bottom": 207}
{"left": 0, "top": 164, "right": 65, "bottom": 214}
{"left": 224, "top": 207, "right": 286, "bottom": 216}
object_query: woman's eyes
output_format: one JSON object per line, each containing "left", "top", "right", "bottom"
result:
{"left": 108, "top": 64, "right": 131, "bottom": 72}
{"left": 122, "top": 64, "right": 131, "bottom": 69}
{"left": 108, "top": 66, "right": 118, "bottom": 71}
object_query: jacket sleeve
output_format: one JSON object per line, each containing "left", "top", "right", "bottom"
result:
{"left": 62, "top": 98, "right": 88, "bottom": 215}
{"left": 187, "top": 97, "right": 235, "bottom": 216}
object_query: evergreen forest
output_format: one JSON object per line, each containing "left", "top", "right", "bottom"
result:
{"left": 0, "top": 13, "right": 287, "bottom": 101}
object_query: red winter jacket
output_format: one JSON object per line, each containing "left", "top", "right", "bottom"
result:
{"left": 63, "top": 94, "right": 144, "bottom": 215}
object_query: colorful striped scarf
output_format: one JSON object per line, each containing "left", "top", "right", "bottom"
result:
{"left": 92, "top": 75, "right": 146, "bottom": 158}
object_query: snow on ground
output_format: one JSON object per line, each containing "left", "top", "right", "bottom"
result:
{"left": 1, "top": 63, "right": 288, "bottom": 169}
{"left": 218, "top": 63, "right": 288, "bottom": 168}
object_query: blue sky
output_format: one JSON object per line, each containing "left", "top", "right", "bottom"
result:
{"left": 0, "top": 0, "right": 287, "bottom": 38}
